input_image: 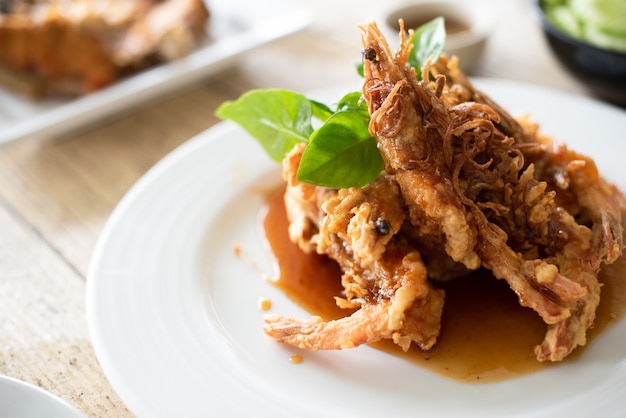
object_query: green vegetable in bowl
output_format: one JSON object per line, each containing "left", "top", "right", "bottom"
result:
{"left": 215, "top": 18, "right": 446, "bottom": 190}
{"left": 541, "top": 0, "right": 626, "bottom": 53}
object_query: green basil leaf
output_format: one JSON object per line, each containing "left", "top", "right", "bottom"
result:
{"left": 215, "top": 89, "right": 313, "bottom": 162}
{"left": 309, "top": 99, "right": 334, "bottom": 122}
{"left": 408, "top": 17, "right": 446, "bottom": 79}
{"left": 296, "top": 109, "right": 383, "bottom": 189}
{"left": 354, "top": 58, "right": 364, "bottom": 77}
{"left": 336, "top": 91, "right": 368, "bottom": 115}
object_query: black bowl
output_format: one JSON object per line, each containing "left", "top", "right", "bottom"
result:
{"left": 534, "top": 0, "right": 626, "bottom": 106}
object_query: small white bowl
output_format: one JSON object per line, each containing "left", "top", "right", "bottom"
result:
{"left": 0, "top": 375, "right": 87, "bottom": 418}
{"left": 380, "top": 0, "right": 495, "bottom": 73}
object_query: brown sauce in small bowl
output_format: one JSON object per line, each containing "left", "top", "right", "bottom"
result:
{"left": 390, "top": 16, "right": 470, "bottom": 36}
{"left": 262, "top": 187, "right": 626, "bottom": 382}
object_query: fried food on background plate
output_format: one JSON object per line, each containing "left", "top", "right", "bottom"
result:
{"left": 0, "top": 0, "right": 209, "bottom": 96}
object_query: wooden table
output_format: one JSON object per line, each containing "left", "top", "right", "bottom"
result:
{"left": 0, "top": 0, "right": 607, "bottom": 416}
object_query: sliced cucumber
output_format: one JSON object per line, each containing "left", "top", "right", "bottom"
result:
{"left": 542, "top": 0, "right": 626, "bottom": 52}
{"left": 584, "top": 23, "right": 626, "bottom": 52}
{"left": 546, "top": 5, "right": 583, "bottom": 37}
{"left": 570, "top": 0, "right": 626, "bottom": 36}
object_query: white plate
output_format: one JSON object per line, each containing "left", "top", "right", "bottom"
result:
{"left": 0, "top": 375, "right": 86, "bottom": 418}
{"left": 0, "top": 0, "right": 310, "bottom": 144}
{"left": 87, "top": 80, "right": 626, "bottom": 418}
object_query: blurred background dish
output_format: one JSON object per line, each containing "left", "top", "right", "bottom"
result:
{"left": 0, "top": 0, "right": 211, "bottom": 97}
{"left": 534, "top": 0, "right": 626, "bottom": 106}
{"left": 0, "top": 0, "right": 310, "bottom": 144}
{"left": 380, "top": 0, "right": 495, "bottom": 74}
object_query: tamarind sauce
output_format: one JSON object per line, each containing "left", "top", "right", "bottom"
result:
{"left": 262, "top": 187, "right": 626, "bottom": 382}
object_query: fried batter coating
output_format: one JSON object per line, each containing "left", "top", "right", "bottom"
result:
{"left": 360, "top": 21, "right": 623, "bottom": 361}
{"left": 265, "top": 144, "right": 445, "bottom": 352}
{"left": 263, "top": 21, "right": 624, "bottom": 362}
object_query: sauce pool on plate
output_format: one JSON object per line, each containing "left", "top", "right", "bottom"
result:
{"left": 262, "top": 187, "right": 626, "bottom": 382}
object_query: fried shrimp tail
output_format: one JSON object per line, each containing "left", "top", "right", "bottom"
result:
{"left": 264, "top": 286, "right": 444, "bottom": 352}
